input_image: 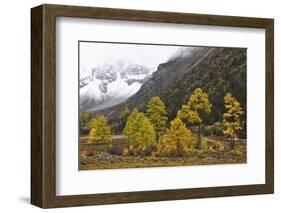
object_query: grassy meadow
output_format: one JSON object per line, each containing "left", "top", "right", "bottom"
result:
{"left": 80, "top": 134, "right": 246, "bottom": 170}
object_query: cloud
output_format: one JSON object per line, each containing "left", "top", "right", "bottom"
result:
{"left": 167, "top": 47, "right": 194, "bottom": 61}
{"left": 79, "top": 42, "right": 184, "bottom": 69}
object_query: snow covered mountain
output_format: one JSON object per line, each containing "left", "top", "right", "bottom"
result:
{"left": 79, "top": 61, "right": 155, "bottom": 111}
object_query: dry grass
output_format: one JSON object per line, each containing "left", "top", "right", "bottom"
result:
{"left": 79, "top": 135, "right": 246, "bottom": 170}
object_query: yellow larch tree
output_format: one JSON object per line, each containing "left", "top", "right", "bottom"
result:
{"left": 158, "top": 117, "right": 192, "bottom": 156}
{"left": 177, "top": 88, "right": 211, "bottom": 148}
{"left": 146, "top": 96, "right": 167, "bottom": 143}
{"left": 87, "top": 115, "right": 112, "bottom": 144}
{"left": 223, "top": 93, "right": 244, "bottom": 150}
{"left": 123, "top": 108, "right": 155, "bottom": 156}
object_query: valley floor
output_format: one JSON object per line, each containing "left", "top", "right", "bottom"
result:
{"left": 79, "top": 136, "right": 246, "bottom": 170}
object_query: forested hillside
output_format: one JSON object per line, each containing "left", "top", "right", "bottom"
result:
{"left": 92, "top": 47, "right": 246, "bottom": 136}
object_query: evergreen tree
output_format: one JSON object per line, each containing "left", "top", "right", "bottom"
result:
{"left": 88, "top": 115, "right": 112, "bottom": 143}
{"left": 123, "top": 109, "right": 155, "bottom": 156}
{"left": 177, "top": 88, "right": 211, "bottom": 148}
{"left": 123, "top": 108, "right": 139, "bottom": 139}
{"left": 159, "top": 118, "right": 192, "bottom": 156}
{"left": 146, "top": 96, "right": 167, "bottom": 143}
{"left": 118, "top": 106, "right": 131, "bottom": 133}
{"left": 223, "top": 93, "right": 244, "bottom": 149}
{"left": 79, "top": 112, "right": 91, "bottom": 135}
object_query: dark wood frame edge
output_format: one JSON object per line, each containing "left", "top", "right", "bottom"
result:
{"left": 31, "top": 4, "right": 274, "bottom": 208}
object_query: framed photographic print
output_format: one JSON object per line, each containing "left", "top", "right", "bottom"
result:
{"left": 31, "top": 4, "right": 274, "bottom": 208}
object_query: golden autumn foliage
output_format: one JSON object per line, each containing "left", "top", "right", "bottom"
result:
{"left": 87, "top": 115, "right": 112, "bottom": 144}
{"left": 84, "top": 89, "right": 245, "bottom": 160}
{"left": 87, "top": 128, "right": 97, "bottom": 144}
{"left": 223, "top": 93, "right": 244, "bottom": 149}
{"left": 177, "top": 88, "right": 212, "bottom": 124}
{"left": 177, "top": 88, "right": 211, "bottom": 148}
{"left": 123, "top": 109, "right": 156, "bottom": 156}
{"left": 157, "top": 118, "right": 192, "bottom": 157}
{"left": 146, "top": 96, "right": 167, "bottom": 143}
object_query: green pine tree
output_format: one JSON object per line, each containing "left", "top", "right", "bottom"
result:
{"left": 118, "top": 106, "right": 131, "bottom": 133}
{"left": 79, "top": 112, "right": 91, "bottom": 135}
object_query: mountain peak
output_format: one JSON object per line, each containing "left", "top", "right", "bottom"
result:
{"left": 79, "top": 61, "right": 154, "bottom": 112}
{"left": 95, "top": 47, "right": 246, "bottom": 130}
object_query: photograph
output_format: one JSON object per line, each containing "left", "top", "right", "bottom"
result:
{"left": 29, "top": 3, "right": 274, "bottom": 208}
{"left": 79, "top": 41, "right": 247, "bottom": 170}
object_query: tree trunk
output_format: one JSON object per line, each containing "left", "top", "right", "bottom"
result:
{"left": 156, "top": 132, "right": 159, "bottom": 144}
{"left": 231, "top": 122, "right": 235, "bottom": 150}
{"left": 197, "top": 124, "right": 201, "bottom": 149}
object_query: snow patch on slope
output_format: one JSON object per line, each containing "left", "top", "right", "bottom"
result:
{"left": 79, "top": 61, "right": 155, "bottom": 111}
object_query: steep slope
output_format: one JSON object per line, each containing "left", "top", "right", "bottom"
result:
{"left": 80, "top": 61, "right": 154, "bottom": 111}
{"left": 96, "top": 47, "right": 246, "bottom": 131}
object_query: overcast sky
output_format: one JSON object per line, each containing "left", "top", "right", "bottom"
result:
{"left": 79, "top": 42, "right": 190, "bottom": 69}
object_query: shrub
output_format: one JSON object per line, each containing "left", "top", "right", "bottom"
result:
{"left": 218, "top": 143, "right": 225, "bottom": 151}
{"left": 122, "top": 147, "right": 129, "bottom": 156}
{"left": 202, "top": 123, "right": 224, "bottom": 137}
{"left": 80, "top": 150, "right": 87, "bottom": 158}
{"left": 86, "top": 150, "right": 95, "bottom": 157}
{"left": 208, "top": 146, "right": 215, "bottom": 153}
{"left": 233, "top": 149, "right": 243, "bottom": 157}
{"left": 201, "top": 137, "right": 208, "bottom": 151}
{"left": 207, "top": 139, "right": 225, "bottom": 151}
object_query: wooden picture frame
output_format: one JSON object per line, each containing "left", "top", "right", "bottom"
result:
{"left": 31, "top": 4, "right": 274, "bottom": 208}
